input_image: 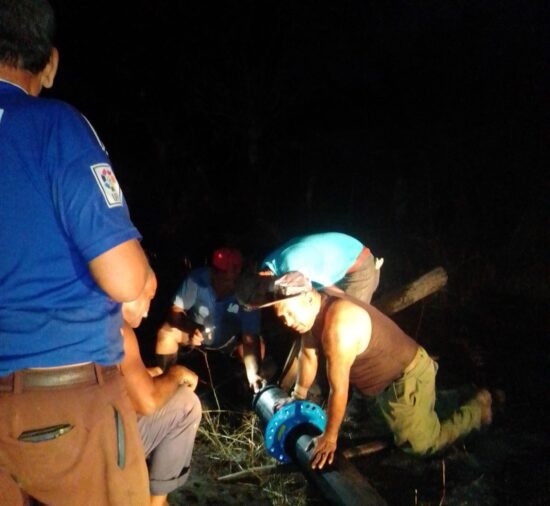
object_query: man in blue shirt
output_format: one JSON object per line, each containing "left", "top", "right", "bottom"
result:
{"left": 156, "top": 248, "right": 266, "bottom": 394}
{"left": 0, "top": 1, "right": 151, "bottom": 504}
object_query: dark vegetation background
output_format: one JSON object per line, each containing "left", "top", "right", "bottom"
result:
{"left": 48, "top": 1, "right": 548, "bottom": 503}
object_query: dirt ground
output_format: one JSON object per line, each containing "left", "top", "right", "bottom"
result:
{"left": 136, "top": 260, "right": 549, "bottom": 506}
{"left": 166, "top": 396, "right": 548, "bottom": 506}
{"left": 161, "top": 298, "right": 549, "bottom": 505}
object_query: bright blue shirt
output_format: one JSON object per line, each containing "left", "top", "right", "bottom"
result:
{"left": 173, "top": 267, "right": 260, "bottom": 350}
{"left": 261, "top": 232, "right": 365, "bottom": 288}
{"left": 0, "top": 81, "right": 141, "bottom": 375}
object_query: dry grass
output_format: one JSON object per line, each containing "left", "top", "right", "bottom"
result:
{"left": 197, "top": 408, "right": 311, "bottom": 506}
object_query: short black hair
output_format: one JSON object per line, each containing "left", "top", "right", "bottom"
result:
{"left": 0, "top": 0, "right": 56, "bottom": 73}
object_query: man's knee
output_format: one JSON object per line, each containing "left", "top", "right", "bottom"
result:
{"left": 401, "top": 441, "right": 432, "bottom": 457}
{"left": 391, "top": 420, "right": 436, "bottom": 457}
{"left": 397, "top": 431, "right": 437, "bottom": 457}
{"left": 188, "top": 391, "right": 202, "bottom": 424}
{"left": 173, "top": 387, "right": 202, "bottom": 424}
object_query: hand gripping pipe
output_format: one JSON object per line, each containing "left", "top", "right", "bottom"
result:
{"left": 252, "top": 385, "right": 387, "bottom": 506}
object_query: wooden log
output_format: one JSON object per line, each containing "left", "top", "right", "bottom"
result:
{"left": 217, "top": 463, "right": 298, "bottom": 483}
{"left": 341, "top": 440, "right": 389, "bottom": 459}
{"left": 217, "top": 445, "right": 388, "bottom": 482}
{"left": 372, "top": 266, "right": 448, "bottom": 316}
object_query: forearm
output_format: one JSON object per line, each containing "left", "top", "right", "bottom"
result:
{"left": 308, "top": 389, "right": 347, "bottom": 470}
{"left": 323, "top": 388, "right": 348, "bottom": 442}
{"left": 242, "top": 335, "right": 260, "bottom": 383}
{"left": 151, "top": 373, "right": 181, "bottom": 407}
{"left": 144, "top": 363, "right": 199, "bottom": 414}
{"left": 294, "top": 348, "right": 318, "bottom": 397}
{"left": 156, "top": 324, "right": 181, "bottom": 353}
{"left": 133, "top": 372, "right": 179, "bottom": 416}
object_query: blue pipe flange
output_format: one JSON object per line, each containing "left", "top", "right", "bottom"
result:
{"left": 264, "top": 400, "right": 326, "bottom": 463}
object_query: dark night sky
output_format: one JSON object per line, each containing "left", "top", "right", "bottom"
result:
{"left": 46, "top": 1, "right": 548, "bottom": 306}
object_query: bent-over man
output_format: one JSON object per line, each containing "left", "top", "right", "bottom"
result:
{"left": 259, "top": 231, "right": 384, "bottom": 392}
{"left": 236, "top": 271, "right": 492, "bottom": 470}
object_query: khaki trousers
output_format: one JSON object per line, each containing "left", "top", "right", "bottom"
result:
{"left": 368, "top": 347, "right": 482, "bottom": 456}
{"left": 0, "top": 369, "right": 149, "bottom": 506}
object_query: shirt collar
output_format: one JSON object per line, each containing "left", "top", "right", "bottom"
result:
{"left": 0, "top": 78, "right": 29, "bottom": 95}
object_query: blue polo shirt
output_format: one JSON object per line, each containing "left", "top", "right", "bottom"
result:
{"left": 261, "top": 232, "right": 365, "bottom": 288}
{"left": 173, "top": 267, "right": 260, "bottom": 350}
{"left": 0, "top": 80, "right": 141, "bottom": 375}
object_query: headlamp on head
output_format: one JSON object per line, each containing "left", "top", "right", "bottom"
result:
{"left": 236, "top": 271, "right": 312, "bottom": 310}
{"left": 273, "top": 271, "right": 312, "bottom": 297}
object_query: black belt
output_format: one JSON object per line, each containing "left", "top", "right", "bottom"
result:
{"left": 0, "top": 363, "right": 119, "bottom": 392}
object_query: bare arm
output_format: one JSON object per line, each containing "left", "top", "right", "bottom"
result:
{"left": 156, "top": 306, "right": 204, "bottom": 355}
{"left": 242, "top": 333, "right": 264, "bottom": 392}
{"left": 89, "top": 239, "right": 149, "bottom": 302}
{"left": 121, "top": 323, "right": 198, "bottom": 416}
{"left": 156, "top": 306, "right": 184, "bottom": 355}
{"left": 294, "top": 331, "right": 319, "bottom": 398}
{"left": 310, "top": 344, "right": 352, "bottom": 469}
{"left": 310, "top": 301, "right": 370, "bottom": 469}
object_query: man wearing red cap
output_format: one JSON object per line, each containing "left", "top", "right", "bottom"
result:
{"left": 155, "top": 248, "right": 266, "bottom": 393}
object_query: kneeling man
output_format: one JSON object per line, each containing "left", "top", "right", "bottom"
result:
{"left": 236, "top": 271, "right": 492, "bottom": 470}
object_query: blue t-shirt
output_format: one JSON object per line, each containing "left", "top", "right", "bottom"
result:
{"left": 0, "top": 81, "right": 141, "bottom": 375}
{"left": 261, "top": 232, "right": 365, "bottom": 288}
{"left": 172, "top": 267, "right": 260, "bottom": 350}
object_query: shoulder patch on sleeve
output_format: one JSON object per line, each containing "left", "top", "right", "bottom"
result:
{"left": 90, "top": 163, "right": 123, "bottom": 208}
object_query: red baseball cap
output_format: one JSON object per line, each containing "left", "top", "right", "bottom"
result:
{"left": 212, "top": 248, "right": 243, "bottom": 273}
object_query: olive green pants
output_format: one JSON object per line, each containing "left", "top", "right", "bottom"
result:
{"left": 366, "top": 347, "right": 482, "bottom": 456}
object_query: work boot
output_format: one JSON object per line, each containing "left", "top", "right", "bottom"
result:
{"left": 475, "top": 388, "right": 493, "bottom": 426}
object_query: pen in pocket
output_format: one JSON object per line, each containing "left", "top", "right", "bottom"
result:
{"left": 18, "top": 424, "right": 73, "bottom": 443}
